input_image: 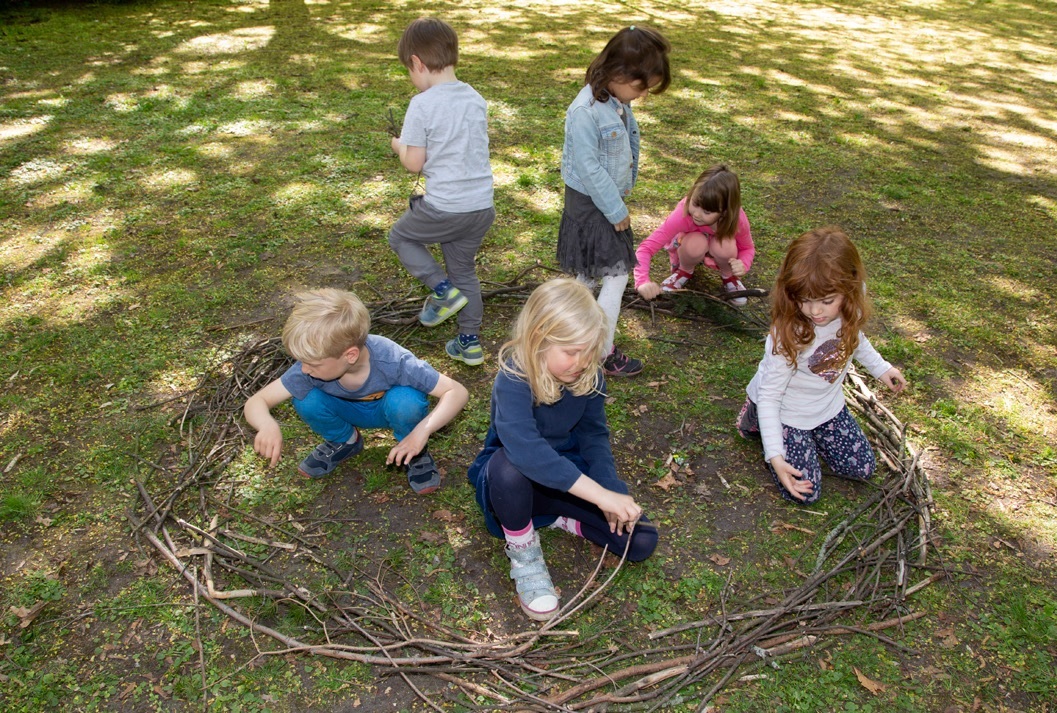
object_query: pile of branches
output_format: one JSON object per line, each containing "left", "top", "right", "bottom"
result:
{"left": 131, "top": 269, "right": 935, "bottom": 711}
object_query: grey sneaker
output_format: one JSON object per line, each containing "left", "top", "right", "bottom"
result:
{"left": 506, "top": 533, "right": 559, "bottom": 621}
{"left": 445, "top": 335, "right": 484, "bottom": 366}
{"left": 298, "top": 429, "right": 363, "bottom": 479}
{"left": 419, "top": 285, "right": 468, "bottom": 327}
{"left": 404, "top": 448, "right": 441, "bottom": 494}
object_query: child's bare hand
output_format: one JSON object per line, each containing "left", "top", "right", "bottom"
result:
{"left": 387, "top": 429, "right": 428, "bottom": 467}
{"left": 253, "top": 424, "right": 283, "bottom": 468}
{"left": 390, "top": 136, "right": 401, "bottom": 155}
{"left": 879, "top": 367, "right": 907, "bottom": 393}
{"left": 637, "top": 282, "right": 662, "bottom": 300}
{"left": 771, "top": 457, "right": 812, "bottom": 502}
{"left": 599, "top": 492, "right": 642, "bottom": 535}
{"left": 613, "top": 216, "right": 631, "bottom": 232}
{"left": 729, "top": 258, "right": 746, "bottom": 278}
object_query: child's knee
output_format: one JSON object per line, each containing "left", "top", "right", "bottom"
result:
{"left": 485, "top": 449, "right": 528, "bottom": 490}
{"left": 627, "top": 520, "right": 659, "bottom": 562}
{"left": 382, "top": 386, "right": 429, "bottom": 426}
{"left": 292, "top": 388, "right": 331, "bottom": 420}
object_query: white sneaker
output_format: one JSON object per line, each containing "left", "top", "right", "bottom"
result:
{"left": 723, "top": 278, "right": 748, "bottom": 306}
{"left": 661, "top": 268, "right": 693, "bottom": 292}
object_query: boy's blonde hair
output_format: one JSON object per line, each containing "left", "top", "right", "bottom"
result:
{"left": 398, "top": 17, "right": 458, "bottom": 71}
{"left": 282, "top": 289, "right": 370, "bottom": 362}
{"left": 498, "top": 279, "right": 608, "bottom": 405}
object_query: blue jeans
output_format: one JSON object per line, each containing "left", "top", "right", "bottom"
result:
{"left": 292, "top": 386, "right": 429, "bottom": 444}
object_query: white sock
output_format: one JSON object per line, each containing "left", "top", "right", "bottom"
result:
{"left": 549, "top": 516, "right": 583, "bottom": 537}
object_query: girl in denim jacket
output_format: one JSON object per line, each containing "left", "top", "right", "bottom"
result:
{"left": 557, "top": 26, "right": 671, "bottom": 377}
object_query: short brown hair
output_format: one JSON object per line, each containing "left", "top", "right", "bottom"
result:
{"left": 398, "top": 17, "right": 458, "bottom": 71}
{"left": 282, "top": 289, "right": 370, "bottom": 362}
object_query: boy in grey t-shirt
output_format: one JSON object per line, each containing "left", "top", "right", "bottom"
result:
{"left": 389, "top": 17, "right": 495, "bottom": 367}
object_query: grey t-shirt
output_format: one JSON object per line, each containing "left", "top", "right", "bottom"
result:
{"left": 281, "top": 335, "right": 440, "bottom": 401}
{"left": 400, "top": 80, "right": 494, "bottom": 213}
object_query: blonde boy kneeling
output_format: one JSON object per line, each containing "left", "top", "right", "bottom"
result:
{"left": 244, "top": 289, "right": 468, "bottom": 493}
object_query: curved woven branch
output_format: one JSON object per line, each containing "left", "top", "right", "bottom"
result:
{"left": 132, "top": 266, "right": 933, "bottom": 710}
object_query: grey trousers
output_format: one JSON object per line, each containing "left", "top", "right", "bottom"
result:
{"left": 388, "top": 195, "right": 495, "bottom": 334}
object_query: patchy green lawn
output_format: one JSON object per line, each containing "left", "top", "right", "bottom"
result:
{"left": 1, "top": 0, "right": 1055, "bottom": 710}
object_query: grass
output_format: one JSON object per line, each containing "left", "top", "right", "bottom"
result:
{"left": 1, "top": 0, "right": 1056, "bottom": 709}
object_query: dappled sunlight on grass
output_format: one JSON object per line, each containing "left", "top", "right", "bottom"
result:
{"left": 104, "top": 93, "right": 141, "bottom": 113}
{"left": 6, "top": 158, "right": 74, "bottom": 186}
{"left": 0, "top": 226, "right": 66, "bottom": 273}
{"left": 27, "top": 180, "right": 96, "bottom": 209}
{"left": 62, "top": 137, "right": 121, "bottom": 155}
{"left": 173, "top": 26, "right": 275, "bottom": 55}
{"left": 232, "top": 79, "right": 277, "bottom": 100}
{"left": 0, "top": 116, "right": 52, "bottom": 144}
{"left": 272, "top": 181, "right": 323, "bottom": 207}
{"left": 141, "top": 168, "right": 199, "bottom": 191}
{"left": 322, "top": 22, "right": 389, "bottom": 43}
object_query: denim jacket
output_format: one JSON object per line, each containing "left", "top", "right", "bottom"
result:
{"left": 561, "top": 84, "right": 640, "bottom": 225}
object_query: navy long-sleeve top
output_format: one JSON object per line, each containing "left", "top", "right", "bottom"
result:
{"left": 467, "top": 367, "right": 628, "bottom": 537}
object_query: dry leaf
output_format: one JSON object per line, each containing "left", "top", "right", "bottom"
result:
{"left": 707, "top": 553, "right": 731, "bottom": 566}
{"left": 653, "top": 473, "right": 678, "bottom": 491}
{"left": 12, "top": 601, "right": 47, "bottom": 629}
{"left": 854, "top": 667, "right": 885, "bottom": 695}
{"left": 432, "top": 509, "right": 459, "bottom": 523}
{"left": 419, "top": 531, "right": 444, "bottom": 544}
{"left": 34, "top": 515, "right": 53, "bottom": 527}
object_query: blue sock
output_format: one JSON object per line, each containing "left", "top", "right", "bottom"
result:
{"left": 434, "top": 279, "right": 452, "bottom": 297}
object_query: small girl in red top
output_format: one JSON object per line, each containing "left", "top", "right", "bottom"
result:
{"left": 633, "top": 165, "right": 755, "bottom": 305}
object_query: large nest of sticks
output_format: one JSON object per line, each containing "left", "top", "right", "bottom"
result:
{"left": 132, "top": 276, "right": 934, "bottom": 711}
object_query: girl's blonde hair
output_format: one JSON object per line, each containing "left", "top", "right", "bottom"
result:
{"left": 498, "top": 279, "right": 608, "bottom": 405}
{"left": 685, "top": 165, "right": 741, "bottom": 242}
{"left": 770, "top": 226, "right": 871, "bottom": 370}
{"left": 585, "top": 26, "right": 671, "bottom": 103}
{"left": 282, "top": 289, "right": 370, "bottom": 363}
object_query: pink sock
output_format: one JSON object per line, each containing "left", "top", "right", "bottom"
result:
{"left": 550, "top": 516, "right": 583, "bottom": 537}
{"left": 502, "top": 523, "right": 536, "bottom": 550}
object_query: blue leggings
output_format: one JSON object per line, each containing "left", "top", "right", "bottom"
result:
{"left": 739, "top": 399, "right": 875, "bottom": 505}
{"left": 485, "top": 448, "right": 658, "bottom": 562}
{"left": 292, "top": 385, "right": 429, "bottom": 444}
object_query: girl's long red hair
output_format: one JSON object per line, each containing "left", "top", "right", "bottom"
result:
{"left": 770, "top": 226, "right": 871, "bottom": 369}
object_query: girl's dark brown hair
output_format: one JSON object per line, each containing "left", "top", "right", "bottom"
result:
{"left": 770, "top": 226, "right": 871, "bottom": 369}
{"left": 585, "top": 26, "right": 671, "bottom": 102}
{"left": 685, "top": 165, "right": 741, "bottom": 241}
